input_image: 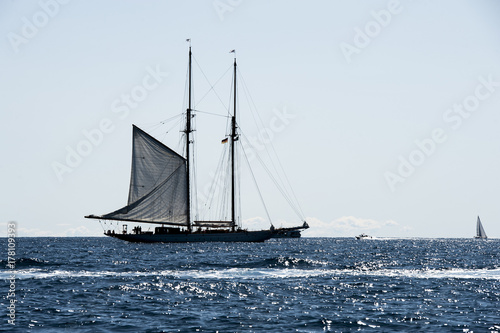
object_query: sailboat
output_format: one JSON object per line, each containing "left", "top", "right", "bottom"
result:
{"left": 85, "top": 44, "right": 308, "bottom": 243}
{"left": 474, "top": 216, "right": 487, "bottom": 240}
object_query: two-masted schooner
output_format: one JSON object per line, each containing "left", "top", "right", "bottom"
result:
{"left": 85, "top": 44, "right": 308, "bottom": 242}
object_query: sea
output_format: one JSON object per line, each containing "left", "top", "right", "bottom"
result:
{"left": 1, "top": 237, "right": 499, "bottom": 332}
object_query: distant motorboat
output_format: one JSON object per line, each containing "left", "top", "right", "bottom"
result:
{"left": 474, "top": 216, "right": 488, "bottom": 240}
{"left": 355, "top": 233, "right": 373, "bottom": 240}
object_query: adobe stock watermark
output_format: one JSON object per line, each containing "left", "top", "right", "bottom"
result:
{"left": 7, "top": 0, "right": 71, "bottom": 54}
{"left": 385, "top": 74, "right": 499, "bottom": 192}
{"left": 6, "top": 222, "right": 17, "bottom": 326}
{"left": 240, "top": 106, "right": 296, "bottom": 163}
{"left": 51, "top": 65, "right": 169, "bottom": 182}
{"left": 213, "top": 0, "right": 242, "bottom": 21}
{"left": 339, "top": 0, "right": 403, "bottom": 64}
{"left": 198, "top": 106, "right": 296, "bottom": 204}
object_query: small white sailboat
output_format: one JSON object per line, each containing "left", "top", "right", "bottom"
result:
{"left": 474, "top": 216, "right": 488, "bottom": 240}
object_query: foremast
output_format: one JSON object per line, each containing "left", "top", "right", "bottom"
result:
{"left": 185, "top": 42, "right": 193, "bottom": 232}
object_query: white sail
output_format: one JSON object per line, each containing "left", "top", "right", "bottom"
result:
{"left": 101, "top": 126, "right": 188, "bottom": 225}
{"left": 475, "top": 216, "right": 487, "bottom": 239}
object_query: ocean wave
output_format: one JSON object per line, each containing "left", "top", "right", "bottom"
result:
{"left": 240, "top": 256, "right": 329, "bottom": 269}
{"left": 0, "top": 257, "right": 53, "bottom": 269}
{"left": 4, "top": 267, "right": 500, "bottom": 281}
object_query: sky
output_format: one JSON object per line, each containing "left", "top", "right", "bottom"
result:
{"left": 1, "top": 0, "right": 500, "bottom": 238}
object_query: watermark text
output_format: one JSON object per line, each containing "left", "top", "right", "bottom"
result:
{"left": 51, "top": 65, "right": 169, "bottom": 182}
{"left": 385, "top": 74, "right": 499, "bottom": 192}
{"left": 8, "top": 0, "right": 71, "bottom": 53}
{"left": 213, "top": 0, "right": 242, "bottom": 21}
{"left": 6, "top": 222, "right": 17, "bottom": 325}
{"left": 340, "top": 0, "right": 402, "bottom": 64}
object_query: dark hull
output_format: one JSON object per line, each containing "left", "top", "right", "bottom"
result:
{"left": 107, "top": 230, "right": 273, "bottom": 243}
{"left": 272, "top": 230, "right": 301, "bottom": 238}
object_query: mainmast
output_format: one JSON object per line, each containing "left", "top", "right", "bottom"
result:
{"left": 231, "top": 53, "right": 237, "bottom": 232}
{"left": 186, "top": 41, "right": 193, "bottom": 232}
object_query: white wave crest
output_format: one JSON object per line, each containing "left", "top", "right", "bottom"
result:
{"left": 3, "top": 267, "right": 500, "bottom": 281}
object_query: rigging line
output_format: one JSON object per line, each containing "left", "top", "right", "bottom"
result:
{"left": 192, "top": 55, "right": 232, "bottom": 111}
{"left": 236, "top": 107, "right": 305, "bottom": 219}
{"left": 159, "top": 113, "right": 185, "bottom": 125}
{"left": 237, "top": 71, "right": 288, "bottom": 192}
{"left": 178, "top": 132, "right": 186, "bottom": 160}
{"left": 138, "top": 118, "right": 182, "bottom": 134}
{"left": 182, "top": 58, "right": 189, "bottom": 118}
{"left": 192, "top": 114, "right": 199, "bottom": 221}
{"left": 201, "top": 144, "right": 227, "bottom": 220}
{"left": 219, "top": 147, "right": 231, "bottom": 221}
{"left": 222, "top": 145, "right": 232, "bottom": 221}
{"left": 236, "top": 72, "right": 302, "bottom": 218}
{"left": 98, "top": 220, "right": 106, "bottom": 232}
{"left": 266, "top": 137, "right": 305, "bottom": 218}
{"left": 238, "top": 69, "right": 268, "bottom": 133}
{"left": 193, "top": 110, "right": 230, "bottom": 118}
{"left": 154, "top": 117, "right": 184, "bottom": 145}
{"left": 178, "top": 70, "right": 189, "bottom": 155}
{"left": 241, "top": 140, "right": 273, "bottom": 226}
{"left": 240, "top": 132, "right": 304, "bottom": 220}
{"left": 238, "top": 72, "right": 305, "bottom": 218}
{"left": 248, "top": 121, "right": 305, "bottom": 218}
{"left": 254, "top": 149, "right": 303, "bottom": 219}
{"left": 210, "top": 149, "right": 225, "bottom": 221}
{"left": 223, "top": 75, "right": 233, "bottom": 138}
{"left": 237, "top": 141, "right": 242, "bottom": 228}
{"left": 166, "top": 117, "right": 185, "bottom": 134}
{"left": 137, "top": 114, "right": 184, "bottom": 134}
{"left": 238, "top": 123, "right": 302, "bottom": 218}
